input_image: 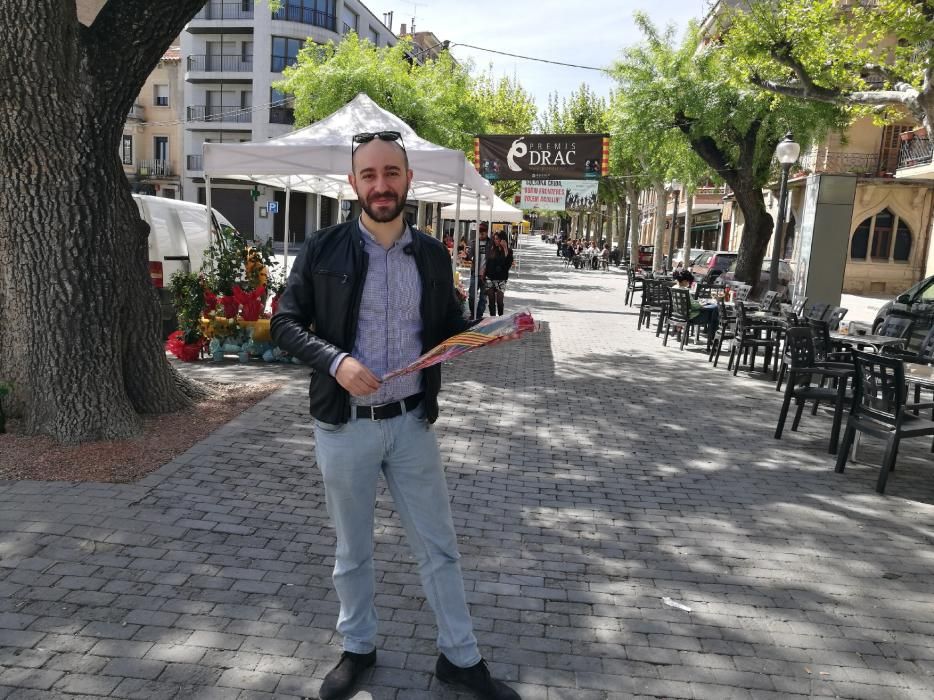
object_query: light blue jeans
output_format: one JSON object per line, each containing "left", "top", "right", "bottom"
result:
{"left": 313, "top": 401, "right": 481, "bottom": 668}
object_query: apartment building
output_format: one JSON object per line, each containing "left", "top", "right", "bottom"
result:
{"left": 181, "top": 0, "right": 397, "bottom": 242}
{"left": 122, "top": 47, "right": 186, "bottom": 199}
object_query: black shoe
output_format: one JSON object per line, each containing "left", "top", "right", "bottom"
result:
{"left": 436, "top": 654, "right": 520, "bottom": 700}
{"left": 318, "top": 650, "right": 376, "bottom": 700}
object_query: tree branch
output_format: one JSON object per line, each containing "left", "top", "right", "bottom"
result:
{"left": 85, "top": 0, "right": 206, "bottom": 113}
{"left": 674, "top": 110, "right": 739, "bottom": 183}
{"left": 750, "top": 74, "right": 921, "bottom": 111}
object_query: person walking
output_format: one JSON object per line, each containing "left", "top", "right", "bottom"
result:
{"left": 270, "top": 130, "right": 520, "bottom": 700}
{"left": 484, "top": 231, "right": 514, "bottom": 316}
{"left": 467, "top": 223, "right": 489, "bottom": 320}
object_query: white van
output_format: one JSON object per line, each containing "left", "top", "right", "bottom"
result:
{"left": 132, "top": 195, "right": 239, "bottom": 336}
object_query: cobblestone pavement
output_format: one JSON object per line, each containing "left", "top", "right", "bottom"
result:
{"left": 2, "top": 237, "right": 934, "bottom": 699}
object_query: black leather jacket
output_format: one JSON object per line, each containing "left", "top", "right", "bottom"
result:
{"left": 270, "top": 218, "right": 470, "bottom": 424}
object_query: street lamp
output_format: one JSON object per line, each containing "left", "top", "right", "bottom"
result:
{"left": 666, "top": 180, "right": 682, "bottom": 271}
{"left": 768, "top": 132, "right": 800, "bottom": 292}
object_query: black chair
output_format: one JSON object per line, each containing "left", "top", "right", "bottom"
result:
{"left": 826, "top": 306, "right": 848, "bottom": 331}
{"left": 637, "top": 279, "right": 669, "bottom": 336}
{"left": 792, "top": 297, "right": 808, "bottom": 320}
{"left": 774, "top": 327, "right": 853, "bottom": 454}
{"left": 708, "top": 297, "right": 736, "bottom": 366}
{"left": 663, "top": 287, "right": 699, "bottom": 350}
{"left": 693, "top": 282, "right": 714, "bottom": 300}
{"left": 760, "top": 291, "right": 780, "bottom": 314}
{"left": 805, "top": 302, "right": 829, "bottom": 322}
{"left": 624, "top": 266, "right": 644, "bottom": 307}
{"left": 835, "top": 351, "right": 934, "bottom": 493}
{"left": 734, "top": 284, "right": 752, "bottom": 302}
{"left": 884, "top": 326, "right": 934, "bottom": 365}
{"left": 877, "top": 316, "right": 914, "bottom": 341}
{"left": 729, "top": 301, "right": 782, "bottom": 377}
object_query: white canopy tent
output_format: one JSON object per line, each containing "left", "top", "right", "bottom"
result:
{"left": 201, "top": 93, "right": 494, "bottom": 273}
{"left": 440, "top": 193, "right": 525, "bottom": 223}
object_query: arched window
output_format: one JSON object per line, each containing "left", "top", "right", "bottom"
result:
{"left": 893, "top": 220, "right": 912, "bottom": 261}
{"left": 850, "top": 208, "right": 913, "bottom": 262}
{"left": 851, "top": 219, "right": 870, "bottom": 260}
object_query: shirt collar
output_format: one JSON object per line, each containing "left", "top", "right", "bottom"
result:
{"left": 357, "top": 217, "right": 411, "bottom": 250}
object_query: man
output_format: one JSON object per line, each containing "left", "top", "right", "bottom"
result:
{"left": 270, "top": 131, "right": 520, "bottom": 700}
{"left": 467, "top": 222, "right": 489, "bottom": 320}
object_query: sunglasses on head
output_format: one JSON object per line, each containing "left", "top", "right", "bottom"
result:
{"left": 352, "top": 130, "right": 405, "bottom": 150}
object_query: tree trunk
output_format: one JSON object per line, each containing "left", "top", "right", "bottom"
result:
{"left": 652, "top": 181, "right": 667, "bottom": 272}
{"left": 731, "top": 182, "right": 774, "bottom": 293}
{"left": 681, "top": 190, "right": 694, "bottom": 270}
{"left": 628, "top": 184, "right": 641, "bottom": 266}
{"left": 0, "top": 0, "right": 209, "bottom": 443}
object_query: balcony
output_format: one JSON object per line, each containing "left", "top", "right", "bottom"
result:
{"left": 187, "top": 54, "right": 253, "bottom": 72}
{"left": 343, "top": 22, "right": 356, "bottom": 35}
{"left": 138, "top": 159, "right": 173, "bottom": 178}
{"left": 898, "top": 136, "right": 932, "bottom": 170}
{"left": 194, "top": 2, "right": 254, "bottom": 20}
{"left": 189, "top": 2, "right": 255, "bottom": 34}
{"left": 272, "top": 6, "right": 336, "bottom": 32}
{"left": 126, "top": 103, "right": 145, "bottom": 121}
{"left": 798, "top": 151, "right": 879, "bottom": 176}
{"left": 187, "top": 105, "right": 252, "bottom": 125}
{"left": 269, "top": 106, "right": 295, "bottom": 125}
{"left": 187, "top": 154, "right": 203, "bottom": 172}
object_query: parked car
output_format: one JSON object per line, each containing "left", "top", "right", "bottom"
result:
{"left": 637, "top": 245, "right": 654, "bottom": 269}
{"left": 719, "top": 259, "right": 795, "bottom": 297}
{"left": 872, "top": 275, "right": 934, "bottom": 344}
{"left": 671, "top": 248, "right": 707, "bottom": 270}
{"left": 133, "top": 195, "right": 240, "bottom": 338}
{"left": 691, "top": 250, "right": 737, "bottom": 284}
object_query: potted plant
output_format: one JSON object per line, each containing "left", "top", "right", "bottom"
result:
{"left": 166, "top": 271, "right": 205, "bottom": 361}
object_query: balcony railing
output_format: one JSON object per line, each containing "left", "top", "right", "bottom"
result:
{"left": 798, "top": 151, "right": 879, "bottom": 176}
{"left": 272, "top": 6, "right": 336, "bottom": 31}
{"left": 195, "top": 2, "right": 254, "bottom": 20}
{"left": 269, "top": 106, "right": 295, "bottom": 125}
{"left": 187, "top": 54, "right": 253, "bottom": 72}
{"left": 343, "top": 22, "right": 356, "bottom": 34}
{"left": 138, "top": 159, "right": 173, "bottom": 177}
{"left": 126, "top": 103, "right": 145, "bottom": 120}
{"left": 187, "top": 154, "right": 203, "bottom": 171}
{"left": 898, "top": 137, "right": 933, "bottom": 170}
{"left": 187, "top": 105, "right": 252, "bottom": 123}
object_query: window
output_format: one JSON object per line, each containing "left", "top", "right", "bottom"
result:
{"left": 154, "top": 136, "right": 168, "bottom": 162}
{"left": 850, "top": 220, "right": 870, "bottom": 259}
{"left": 342, "top": 6, "right": 358, "bottom": 32}
{"left": 275, "top": 0, "right": 336, "bottom": 29}
{"left": 271, "top": 36, "right": 303, "bottom": 72}
{"left": 368, "top": 26, "right": 379, "bottom": 45}
{"left": 893, "top": 220, "right": 912, "bottom": 261}
{"left": 153, "top": 84, "right": 169, "bottom": 107}
{"left": 241, "top": 40, "right": 253, "bottom": 63}
{"left": 121, "top": 135, "right": 133, "bottom": 165}
{"left": 870, "top": 209, "right": 893, "bottom": 260}
{"left": 851, "top": 208, "right": 913, "bottom": 263}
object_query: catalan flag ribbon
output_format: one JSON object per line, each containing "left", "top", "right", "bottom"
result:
{"left": 382, "top": 309, "right": 539, "bottom": 381}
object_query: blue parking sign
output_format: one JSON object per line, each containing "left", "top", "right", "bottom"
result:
{"left": 267, "top": 201, "right": 279, "bottom": 214}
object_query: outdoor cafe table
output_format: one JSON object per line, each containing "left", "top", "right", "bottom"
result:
{"left": 830, "top": 332, "right": 908, "bottom": 353}
{"left": 906, "top": 363, "right": 934, "bottom": 392}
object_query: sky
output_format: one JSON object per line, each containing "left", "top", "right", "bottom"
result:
{"left": 370, "top": 0, "right": 710, "bottom": 122}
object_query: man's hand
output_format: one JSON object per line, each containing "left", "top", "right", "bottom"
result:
{"left": 335, "top": 357, "right": 382, "bottom": 396}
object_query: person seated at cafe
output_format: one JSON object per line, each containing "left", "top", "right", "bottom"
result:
{"left": 672, "top": 269, "right": 719, "bottom": 343}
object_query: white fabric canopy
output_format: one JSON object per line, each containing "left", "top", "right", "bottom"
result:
{"left": 439, "top": 193, "right": 525, "bottom": 223}
{"left": 201, "top": 93, "right": 493, "bottom": 203}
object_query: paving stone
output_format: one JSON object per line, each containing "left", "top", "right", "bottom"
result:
{"left": 0, "top": 239, "right": 933, "bottom": 699}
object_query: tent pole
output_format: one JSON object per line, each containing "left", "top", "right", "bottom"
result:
{"left": 473, "top": 194, "right": 481, "bottom": 319}
{"left": 452, "top": 185, "right": 463, "bottom": 279}
{"left": 315, "top": 194, "right": 322, "bottom": 231}
{"left": 283, "top": 185, "right": 292, "bottom": 275}
{"left": 338, "top": 195, "right": 344, "bottom": 224}
{"left": 204, "top": 175, "right": 213, "bottom": 246}
{"left": 416, "top": 201, "right": 426, "bottom": 231}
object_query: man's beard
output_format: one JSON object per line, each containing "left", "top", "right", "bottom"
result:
{"left": 361, "top": 190, "right": 405, "bottom": 223}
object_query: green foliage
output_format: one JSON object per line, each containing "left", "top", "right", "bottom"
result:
{"left": 538, "top": 84, "right": 609, "bottom": 134}
{"left": 277, "top": 34, "right": 484, "bottom": 155}
{"left": 609, "top": 15, "right": 848, "bottom": 190}
{"left": 201, "top": 224, "right": 276, "bottom": 296}
{"left": 722, "top": 0, "right": 934, "bottom": 124}
{"left": 168, "top": 272, "right": 204, "bottom": 345}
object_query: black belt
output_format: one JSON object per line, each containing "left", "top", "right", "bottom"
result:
{"left": 352, "top": 393, "right": 424, "bottom": 421}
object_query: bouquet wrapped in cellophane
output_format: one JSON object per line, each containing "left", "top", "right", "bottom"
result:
{"left": 382, "top": 309, "right": 539, "bottom": 381}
